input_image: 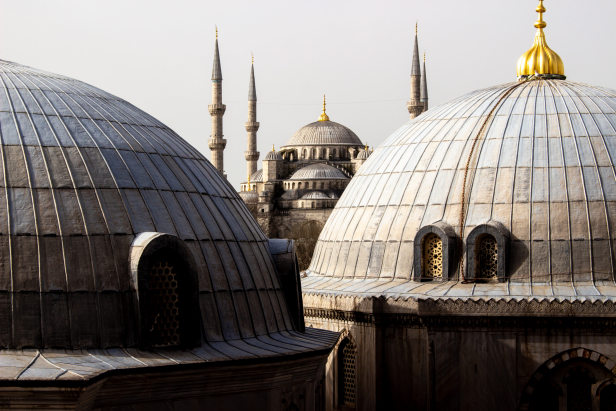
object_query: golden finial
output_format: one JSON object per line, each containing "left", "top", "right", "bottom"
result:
{"left": 215, "top": 26, "right": 218, "bottom": 39}
{"left": 272, "top": 144, "right": 275, "bottom": 152}
{"left": 318, "top": 95, "right": 330, "bottom": 121}
{"left": 247, "top": 174, "right": 251, "bottom": 191}
{"left": 423, "top": 52, "right": 425, "bottom": 62}
{"left": 415, "top": 22, "right": 418, "bottom": 35}
{"left": 251, "top": 53, "right": 254, "bottom": 64}
{"left": 365, "top": 142, "right": 368, "bottom": 150}
{"left": 517, "top": 0, "right": 565, "bottom": 79}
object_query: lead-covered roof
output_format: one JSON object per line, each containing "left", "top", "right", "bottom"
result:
{"left": 283, "top": 121, "right": 362, "bottom": 147}
{"left": 307, "top": 80, "right": 616, "bottom": 298}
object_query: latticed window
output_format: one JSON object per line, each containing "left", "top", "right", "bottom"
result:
{"left": 566, "top": 371, "right": 592, "bottom": 411}
{"left": 422, "top": 233, "right": 443, "bottom": 279}
{"left": 339, "top": 339, "right": 356, "bottom": 406}
{"left": 149, "top": 261, "right": 181, "bottom": 347}
{"left": 477, "top": 234, "right": 498, "bottom": 279}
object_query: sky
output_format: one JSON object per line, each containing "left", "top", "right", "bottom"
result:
{"left": 1, "top": 0, "right": 615, "bottom": 188}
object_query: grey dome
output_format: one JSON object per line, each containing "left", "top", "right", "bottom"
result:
{"left": 289, "top": 164, "right": 349, "bottom": 180}
{"left": 0, "top": 59, "right": 301, "bottom": 349}
{"left": 306, "top": 80, "right": 616, "bottom": 299}
{"left": 357, "top": 150, "right": 371, "bottom": 159}
{"left": 301, "top": 191, "right": 331, "bottom": 200}
{"left": 264, "top": 150, "right": 283, "bottom": 161}
{"left": 283, "top": 121, "right": 362, "bottom": 147}
{"left": 249, "top": 168, "right": 263, "bottom": 182}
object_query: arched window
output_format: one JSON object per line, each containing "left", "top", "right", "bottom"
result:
{"left": 302, "top": 149, "right": 307, "bottom": 159}
{"left": 312, "top": 148, "right": 316, "bottom": 158}
{"left": 320, "top": 182, "right": 324, "bottom": 189}
{"left": 298, "top": 182, "right": 302, "bottom": 189}
{"left": 565, "top": 368, "right": 593, "bottom": 411}
{"left": 600, "top": 384, "right": 616, "bottom": 411}
{"left": 312, "top": 182, "right": 316, "bottom": 189}
{"left": 323, "top": 148, "right": 327, "bottom": 158}
{"left": 338, "top": 338, "right": 356, "bottom": 407}
{"left": 476, "top": 234, "right": 498, "bottom": 279}
{"left": 311, "top": 202, "right": 315, "bottom": 209}
{"left": 333, "top": 149, "right": 337, "bottom": 158}
{"left": 422, "top": 233, "right": 443, "bottom": 279}
{"left": 292, "top": 182, "right": 295, "bottom": 189}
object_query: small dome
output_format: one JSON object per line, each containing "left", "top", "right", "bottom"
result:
{"left": 357, "top": 150, "right": 371, "bottom": 160}
{"left": 289, "top": 164, "right": 349, "bottom": 180}
{"left": 249, "top": 169, "right": 263, "bottom": 182}
{"left": 301, "top": 191, "right": 330, "bottom": 200}
{"left": 239, "top": 190, "right": 258, "bottom": 203}
{"left": 264, "top": 150, "right": 283, "bottom": 161}
{"left": 283, "top": 121, "right": 362, "bottom": 147}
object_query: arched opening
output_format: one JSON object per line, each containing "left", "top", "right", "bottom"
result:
{"left": 476, "top": 234, "right": 498, "bottom": 279}
{"left": 565, "top": 367, "right": 594, "bottom": 411}
{"left": 311, "top": 201, "right": 315, "bottom": 209}
{"left": 333, "top": 148, "right": 337, "bottom": 158}
{"left": 298, "top": 182, "right": 302, "bottom": 189}
{"left": 600, "top": 384, "right": 616, "bottom": 411}
{"left": 302, "top": 149, "right": 307, "bottom": 159}
{"left": 338, "top": 338, "right": 356, "bottom": 408}
{"left": 312, "top": 182, "right": 316, "bottom": 189}
{"left": 312, "top": 148, "right": 316, "bottom": 158}
{"left": 422, "top": 233, "right": 443, "bottom": 279}
{"left": 320, "top": 182, "right": 324, "bottom": 189}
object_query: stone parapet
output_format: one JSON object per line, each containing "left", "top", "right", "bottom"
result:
{"left": 208, "top": 103, "right": 227, "bottom": 116}
{"left": 208, "top": 138, "right": 227, "bottom": 151}
{"left": 244, "top": 150, "right": 260, "bottom": 161}
{"left": 245, "top": 121, "right": 260, "bottom": 132}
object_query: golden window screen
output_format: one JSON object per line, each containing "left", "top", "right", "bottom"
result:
{"left": 423, "top": 233, "right": 443, "bottom": 278}
{"left": 478, "top": 235, "right": 498, "bottom": 279}
{"left": 149, "top": 261, "right": 181, "bottom": 347}
{"left": 342, "top": 341, "right": 356, "bottom": 405}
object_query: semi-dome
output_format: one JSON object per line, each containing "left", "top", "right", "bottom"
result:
{"left": 301, "top": 191, "right": 331, "bottom": 200}
{"left": 264, "top": 149, "right": 283, "bottom": 161}
{"left": 0, "top": 59, "right": 320, "bottom": 352}
{"left": 305, "top": 79, "right": 616, "bottom": 299}
{"left": 283, "top": 121, "right": 362, "bottom": 147}
{"left": 357, "top": 149, "right": 371, "bottom": 160}
{"left": 290, "top": 164, "right": 349, "bottom": 180}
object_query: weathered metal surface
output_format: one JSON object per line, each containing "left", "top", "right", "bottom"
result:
{"left": 307, "top": 80, "right": 616, "bottom": 298}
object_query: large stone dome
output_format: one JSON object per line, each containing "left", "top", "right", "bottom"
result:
{"left": 0, "top": 59, "right": 311, "bottom": 351}
{"left": 283, "top": 120, "right": 362, "bottom": 147}
{"left": 305, "top": 80, "right": 616, "bottom": 299}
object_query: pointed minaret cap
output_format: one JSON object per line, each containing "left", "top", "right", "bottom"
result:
{"left": 411, "top": 22, "right": 421, "bottom": 76}
{"left": 318, "top": 95, "right": 330, "bottom": 121}
{"left": 248, "top": 54, "right": 257, "bottom": 101}
{"left": 421, "top": 53, "right": 428, "bottom": 102}
{"left": 517, "top": 1, "right": 565, "bottom": 80}
{"left": 212, "top": 26, "right": 223, "bottom": 81}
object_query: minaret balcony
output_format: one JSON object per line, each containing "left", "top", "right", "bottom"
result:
{"left": 244, "top": 150, "right": 260, "bottom": 161}
{"left": 208, "top": 104, "right": 227, "bottom": 116}
{"left": 245, "top": 122, "right": 260, "bottom": 132}
{"left": 208, "top": 138, "right": 227, "bottom": 150}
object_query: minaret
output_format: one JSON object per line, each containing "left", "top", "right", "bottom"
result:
{"left": 245, "top": 54, "right": 260, "bottom": 178}
{"left": 407, "top": 23, "right": 423, "bottom": 120}
{"left": 208, "top": 27, "right": 227, "bottom": 178}
{"left": 420, "top": 53, "right": 429, "bottom": 113}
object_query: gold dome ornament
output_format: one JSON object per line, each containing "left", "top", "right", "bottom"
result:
{"left": 517, "top": 0, "right": 566, "bottom": 81}
{"left": 318, "top": 95, "right": 330, "bottom": 121}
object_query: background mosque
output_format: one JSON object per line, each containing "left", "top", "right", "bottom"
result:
{"left": 301, "top": 1, "right": 616, "bottom": 410}
{"left": 208, "top": 25, "right": 429, "bottom": 270}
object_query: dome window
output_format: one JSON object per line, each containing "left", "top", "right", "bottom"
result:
{"left": 148, "top": 260, "right": 181, "bottom": 347}
{"left": 466, "top": 222, "right": 510, "bottom": 282}
{"left": 413, "top": 223, "right": 457, "bottom": 281}
{"left": 338, "top": 338, "right": 356, "bottom": 407}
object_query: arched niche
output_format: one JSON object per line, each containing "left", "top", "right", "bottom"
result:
{"left": 413, "top": 222, "right": 457, "bottom": 281}
{"left": 465, "top": 221, "right": 510, "bottom": 282}
{"left": 129, "top": 232, "right": 201, "bottom": 348}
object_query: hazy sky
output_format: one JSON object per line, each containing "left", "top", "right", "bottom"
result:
{"left": 1, "top": 0, "right": 615, "bottom": 188}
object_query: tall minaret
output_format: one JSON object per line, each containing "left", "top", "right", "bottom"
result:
{"left": 245, "top": 55, "right": 260, "bottom": 178}
{"left": 420, "top": 52, "right": 429, "bottom": 113}
{"left": 407, "top": 23, "right": 423, "bottom": 120}
{"left": 208, "top": 27, "right": 227, "bottom": 178}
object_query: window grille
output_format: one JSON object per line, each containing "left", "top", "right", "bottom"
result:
{"left": 423, "top": 233, "right": 443, "bottom": 278}
{"left": 342, "top": 341, "right": 356, "bottom": 406}
{"left": 478, "top": 235, "right": 498, "bottom": 279}
{"left": 600, "top": 385, "right": 616, "bottom": 411}
{"left": 567, "top": 371, "right": 592, "bottom": 411}
{"left": 149, "top": 261, "right": 181, "bottom": 347}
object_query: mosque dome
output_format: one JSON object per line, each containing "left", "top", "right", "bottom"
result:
{"left": 249, "top": 168, "right": 263, "bottom": 182}
{"left": 284, "top": 121, "right": 362, "bottom": 147}
{"left": 306, "top": 79, "right": 616, "bottom": 298}
{"left": 264, "top": 150, "right": 283, "bottom": 161}
{"left": 301, "top": 191, "right": 331, "bottom": 200}
{"left": 239, "top": 190, "right": 258, "bottom": 203}
{"left": 290, "top": 164, "right": 349, "bottom": 180}
{"left": 0, "top": 59, "right": 302, "bottom": 349}
{"left": 357, "top": 149, "right": 371, "bottom": 160}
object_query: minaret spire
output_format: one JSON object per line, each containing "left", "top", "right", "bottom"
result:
{"left": 208, "top": 26, "right": 227, "bottom": 177}
{"left": 245, "top": 54, "right": 260, "bottom": 178}
{"left": 407, "top": 22, "right": 423, "bottom": 120}
{"left": 318, "top": 95, "right": 330, "bottom": 121}
{"left": 420, "top": 52, "right": 428, "bottom": 112}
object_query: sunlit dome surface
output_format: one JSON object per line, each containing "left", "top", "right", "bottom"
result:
{"left": 283, "top": 121, "right": 362, "bottom": 147}
{"left": 305, "top": 80, "right": 616, "bottom": 299}
{"left": 290, "top": 163, "right": 349, "bottom": 180}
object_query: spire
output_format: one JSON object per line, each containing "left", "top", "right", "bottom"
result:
{"left": 420, "top": 53, "right": 428, "bottom": 112}
{"left": 411, "top": 23, "right": 421, "bottom": 77}
{"left": 248, "top": 54, "right": 257, "bottom": 101}
{"left": 212, "top": 26, "right": 223, "bottom": 81}
{"left": 318, "top": 95, "right": 330, "bottom": 121}
{"left": 272, "top": 144, "right": 275, "bottom": 152}
{"left": 517, "top": 0, "right": 565, "bottom": 80}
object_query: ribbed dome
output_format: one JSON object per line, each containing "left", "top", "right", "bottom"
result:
{"left": 249, "top": 168, "right": 263, "bottom": 182}
{"left": 264, "top": 150, "right": 283, "bottom": 160}
{"left": 357, "top": 150, "right": 371, "bottom": 159}
{"left": 0, "top": 60, "right": 297, "bottom": 349}
{"left": 290, "top": 164, "right": 349, "bottom": 180}
{"left": 307, "top": 80, "right": 616, "bottom": 298}
{"left": 301, "top": 191, "right": 331, "bottom": 200}
{"left": 283, "top": 121, "right": 362, "bottom": 147}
